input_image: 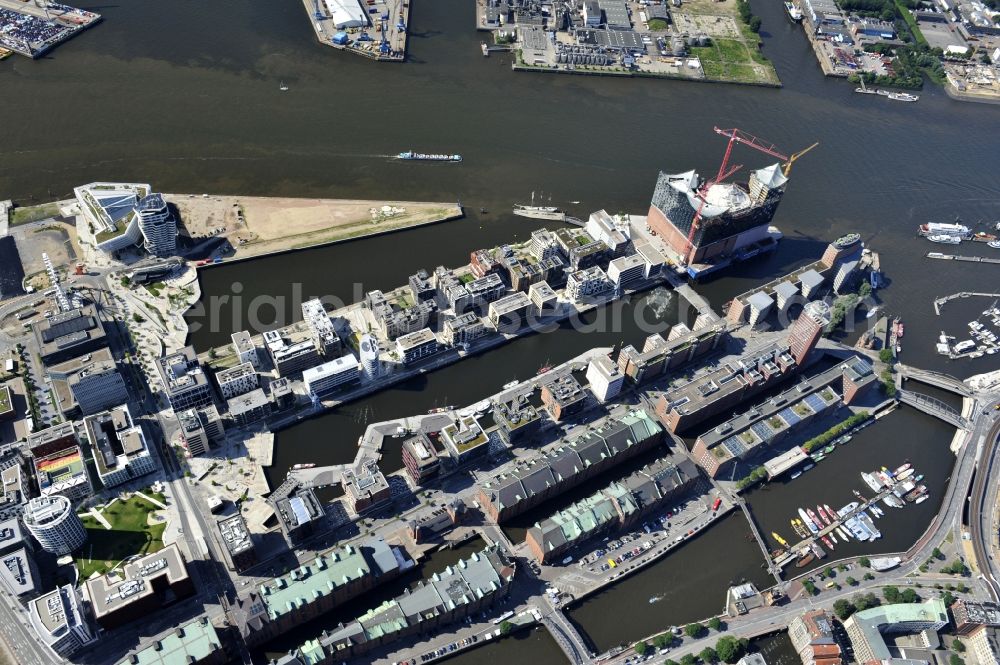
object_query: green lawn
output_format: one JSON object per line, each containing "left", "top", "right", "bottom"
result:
{"left": 0, "top": 386, "right": 10, "bottom": 415}
{"left": 692, "top": 36, "right": 778, "bottom": 84}
{"left": 75, "top": 496, "right": 166, "bottom": 580}
{"left": 10, "top": 202, "right": 60, "bottom": 226}
{"left": 647, "top": 18, "right": 669, "bottom": 30}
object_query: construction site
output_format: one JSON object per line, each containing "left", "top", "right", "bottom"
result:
{"left": 645, "top": 127, "right": 818, "bottom": 279}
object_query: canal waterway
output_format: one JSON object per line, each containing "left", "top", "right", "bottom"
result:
{"left": 567, "top": 511, "right": 773, "bottom": 652}
{"left": 2, "top": 0, "right": 998, "bottom": 662}
{"left": 0, "top": 0, "right": 997, "bottom": 377}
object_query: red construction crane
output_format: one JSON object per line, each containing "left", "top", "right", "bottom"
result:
{"left": 682, "top": 127, "right": 790, "bottom": 264}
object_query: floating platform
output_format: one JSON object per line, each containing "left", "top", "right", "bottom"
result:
{"left": 926, "top": 252, "right": 1000, "bottom": 265}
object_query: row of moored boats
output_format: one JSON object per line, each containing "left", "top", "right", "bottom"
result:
{"left": 771, "top": 462, "right": 926, "bottom": 568}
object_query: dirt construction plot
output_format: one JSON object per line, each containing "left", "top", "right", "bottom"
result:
{"left": 673, "top": 13, "right": 741, "bottom": 39}
{"left": 166, "top": 194, "right": 462, "bottom": 259}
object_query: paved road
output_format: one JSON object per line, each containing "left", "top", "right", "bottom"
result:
{"left": 968, "top": 395, "right": 1000, "bottom": 600}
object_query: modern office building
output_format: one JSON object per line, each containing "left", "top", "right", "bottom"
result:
{"left": 952, "top": 600, "right": 1000, "bottom": 635}
{"left": 607, "top": 253, "right": 646, "bottom": 288}
{"left": 494, "top": 393, "right": 542, "bottom": 445}
{"left": 528, "top": 281, "right": 558, "bottom": 316}
{"left": 156, "top": 346, "right": 213, "bottom": 411}
{"left": 48, "top": 347, "right": 128, "bottom": 417}
{"left": 274, "top": 545, "right": 514, "bottom": 663}
{"left": 566, "top": 266, "right": 610, "bottom": 302}
{"left": 177, "top": 407, "right": 222, "bottom": 456}
{"left": 968, "top": 625, "right": 1000, "bottom": 665}
{"left": 74, "top": 182, "right": 149, "bottom": 255}
{"left": 29, "top": 425, "right": 93, "bottom": 503}
{"left": 84, "top": 543, "right": 194, "bottom": 630}
{"left": 0, "top": 459, "right": 27, "bottom": 521}
{"left": 843, "top": 599, "right": 948, "bottom": 663}
{"left": 395, "top": 328, "right": 440, "bottom": 364}
{"left": 215, "top": 362, "right": 259, "bottom": 400}
{"left": 401, "top": 433, "right": 441, "bottom": 484}
{"left": 34, "top": 305, "right": 109, "bottom": 365}
{"left": 586, "top": 354, "right": 625, "bottom": 403}
{"left": 342, "top": 458, "right": 392, "bottom": 514}
{"left": 646, "top": 164, "right": 788, "bottom": 271}
{"left": 218, "top": 513, "right": 257, "bottom": 573}
{"left": 540, "top": 372, "right": 588, "bottom": 421}
{"left": 585, "top": 210, "right": 630, "bottom": 255}
{"left": 136, "top": 193, "right": 177, "bottom": 257}
{"left": 442, "top": 312, "right": 487, "bottom": 347}
{"left": 788, "top": 609, "right": 842, "bottom": 665}
{"left": 0, "top": 545, "right": 39, "bottom": 598}
{"left": 270, "top": 378, "right": 295, "bottom": 410}
{"left": 478, "top": 409, "right": 664, "bottom": 523}
{"left": 84, "top": 404, "right": 156, "bottom": 488}
{"left": 441, "top": 415, "right": 490, "bottom": 465}
{"left": 488, "top": 291, "right": 534, "bottom": 330}
{"left": 23, "top": 495, "right": 87, "bottom": 555}
{"left": 270, "top": 482, "right": 325, "bottom": 547}
{"left": 366, "top": 290, "right": 438, "bottom": 341}
{"left": 28, "top": 585, "right": 97, "bottom": 659}
{"left": 227, "top": 388, "right": 270, "bottom": 426}
{"left": 302, "top": 354, "right": 360, "bottom": 397}
{"left": 262, "top": 329, "right": 322, "bottom": 377}
{"left": 359, "top": 334, "right": 380, "bottom": 379}
{"left": 302, "top": 298, "right": 341, "bottom": 358}
{"left": 788, "top": 301, "right": 831, "bottom": 366}
{"left": 231, "top": 330, "right": 259, "bottom": 368}
{"left": 229, "top": 538, "right": 410, "bottom": 647}
{"left": 526, "top": 454, "right": 697, "bottom": 563}
{"left": 820, "top": 233, "right": 863, "bottom": 270}
{"left": 530, "top": 228, "right": 563, "bottom": 261}
{"left": 407, "top": 268, "right": 436, "bottom": 302}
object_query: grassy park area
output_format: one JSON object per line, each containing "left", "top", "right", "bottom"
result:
{"left": 76, "top": 493, "right": 167, "bottom": 580}
{"left": 692, "top": 37, "right": 778, "bottom": 84}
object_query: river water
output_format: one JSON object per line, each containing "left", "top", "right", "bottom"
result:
{"left": 2, "top": 0, "right": 998, "bottom": 660}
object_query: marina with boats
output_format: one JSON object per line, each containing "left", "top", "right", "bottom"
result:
{"left": 769, "top": 460, "right": 929, "bottom": 570}
{"left": 935, "top": 299, "right": 1000, "bottom": 359}
{"left": 918, "top": 220, "right": 1000, "bottom": 247}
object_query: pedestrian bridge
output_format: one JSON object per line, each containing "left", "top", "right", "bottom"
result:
{"left": 540, "top": 609, "right": 591, "bottom": 665}
{"left": 898, "top": 389, "right": 972, "bottom": 430}
{"left": 898, "top": 365, "right": 973, "bottom": 397}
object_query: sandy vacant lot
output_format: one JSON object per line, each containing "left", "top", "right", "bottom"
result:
{"left": 166, "top": 194, "right": 463, "bottom": 259}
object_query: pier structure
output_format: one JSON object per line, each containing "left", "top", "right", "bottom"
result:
{"left": 926, "top": 252, "right": 1000, "bottom": 265}
{"left": 933, "top": 291, "right": 1000, "bottom": 316}
{"left": 735, "top": 498, "right": 783, "bottom": 582}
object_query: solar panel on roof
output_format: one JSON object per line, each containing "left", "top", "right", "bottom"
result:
{"left": 779, "top": 407, "right": 800, "bottom": 425}
{"left": 722, "top": 437, "right": 745, "bottom": 456}
{"left": 805, "top": 393, "right": 827, "bottom": 411}
{"left": 751, "top": 422, "right": 772, "bottom": 440}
